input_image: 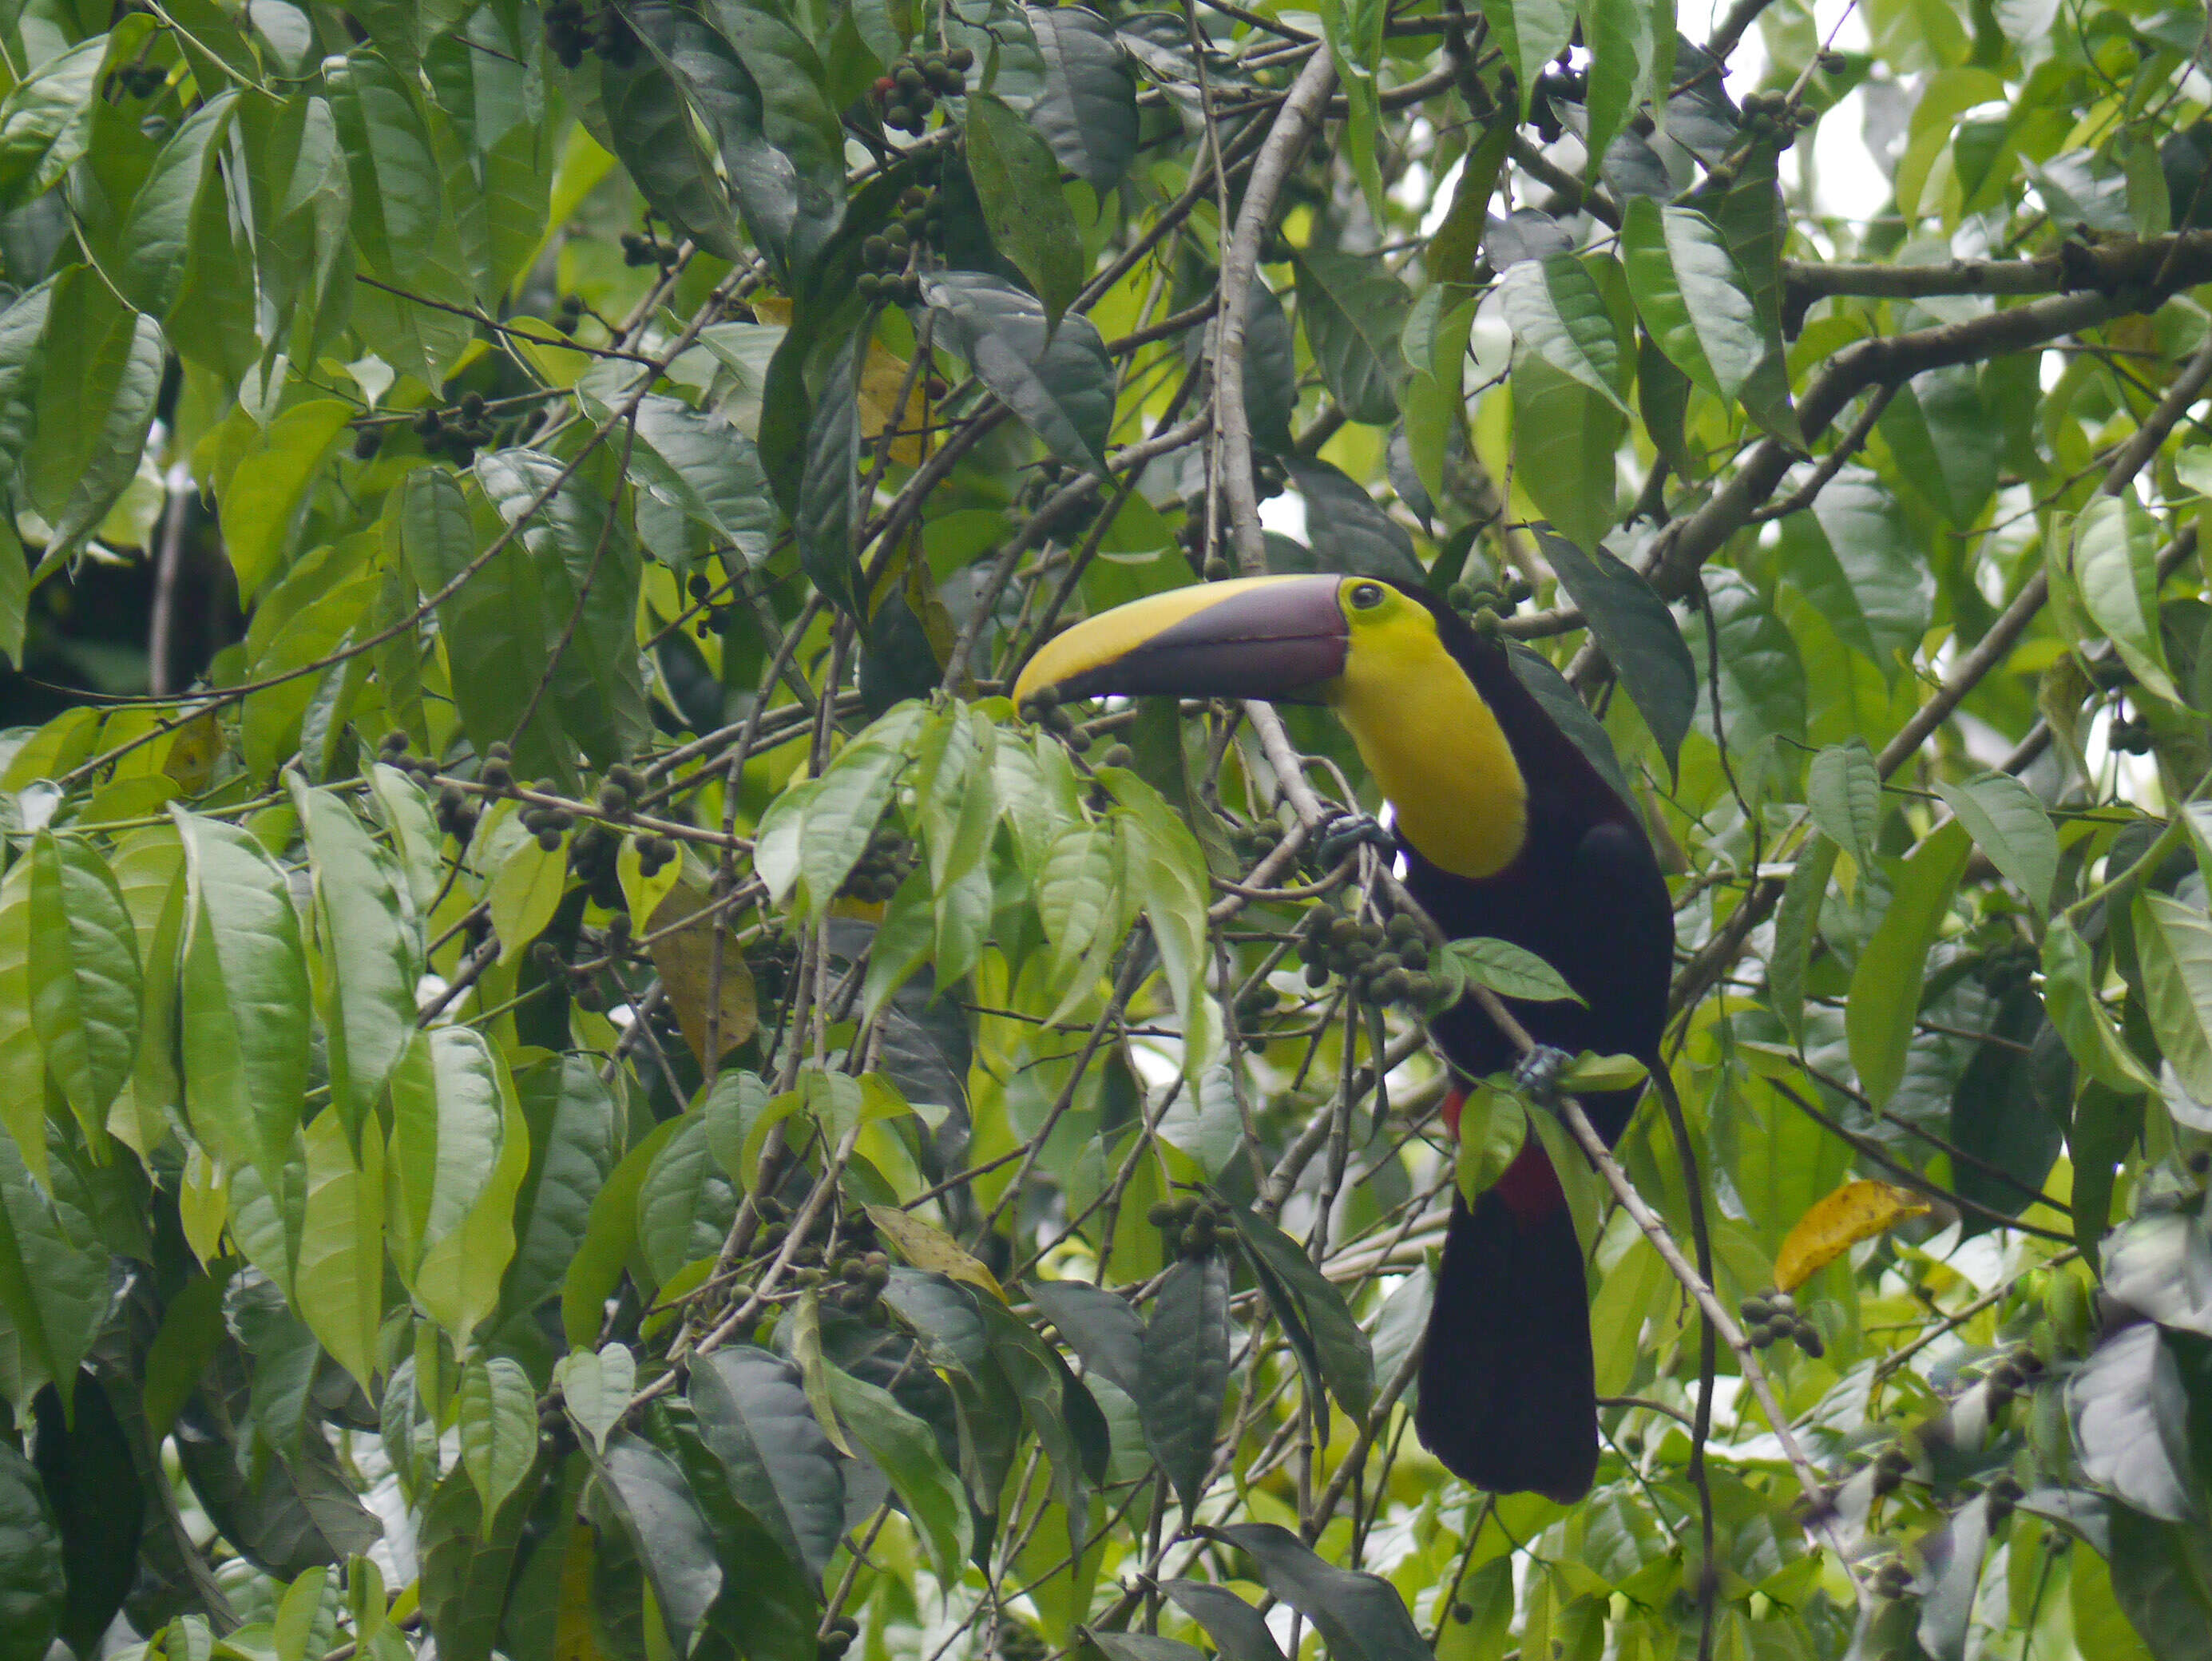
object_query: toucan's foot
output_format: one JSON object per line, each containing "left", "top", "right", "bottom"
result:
{"left": 1512, "top": 1045, "right": 1574, "bottom": 1108}
{"left": 1316, "top": 811, "right": 1393, "bottom": 868}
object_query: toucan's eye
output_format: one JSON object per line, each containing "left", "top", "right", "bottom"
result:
{"left": 1350, "top": 582, "right": 1385, "bottom": 611}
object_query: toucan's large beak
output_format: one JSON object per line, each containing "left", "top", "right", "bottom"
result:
{"left": 1013, "top": 575, "right": 1349, "bottom": 707}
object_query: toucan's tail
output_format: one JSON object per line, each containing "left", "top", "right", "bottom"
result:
{"left": 1414, "top": 1145, "right": 1598, "bottom": 1502}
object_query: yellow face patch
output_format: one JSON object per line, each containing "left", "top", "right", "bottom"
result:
{"left": 1322, "top": 580, "right": 1528, "bottom": 878}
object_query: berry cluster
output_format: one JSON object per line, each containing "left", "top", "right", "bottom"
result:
{"left": 838, "top": 826, "right": 916, "bottom": 902}
{"left": 1738, "top": 1288, "right": 1825, "bottom": 1358}
{"left": 621, "top": 231, "right": 678, "bottom": 269}
{"left": 819, "top": 1615, "right": 861, "bottom": 1659}
{"left": 858, "top": 180, "right": 948, "bottom": 303}
{"left": 408, "top": 393, "right": 498, "bottom": 467}
{"left": 1293, "top": 907, "right": 1439, "bottom": 1009}
{"left": 1016, "top": 684, "right": 1092, "bottom": 752}
{"left": 1228, "top": 817, "right": 1286, "bottom": 865}
{"left": 1015, "top": 458, "right": 1104, "bottom": 541}
{"left": 1737, "top": 88, "right": 1817, "bottom": 144}
{"left": 872, "top": 47, "right": 973, "bottom": 136}
{"left": 531, "top": 913, "right": 633, "bottom": 1008}
{"left": 1977, "top": 1344, "right": 2044, "bottom": 1412}
{"left": 1147, "top": 1193, "right": 1224, "bottom": 1260}
{"left": 1870, "top": 1548, "right": 1915, "bottom": 1601}
{"left": 545, "top": 1, "right": 637, "bottom": 69}
{"left": 1445, "top": 574, "right": 1533, "bottom": 618}
{"left": 377, "top": 731, "right": 482, "bottom": 841}
{"left": 105, "top": 64, "right": 167, "bottom": 101}
{"left": 2108, "top": 706, "right": 2157, "bottom": 754}
{"left": 755, "top": 1199, "right": 892, "bottom": 1315}
{"left": 553, "top": 293, "right": 589, "bottom": 336}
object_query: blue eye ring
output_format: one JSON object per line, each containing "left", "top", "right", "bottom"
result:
{"left": 1350, "top": 581, "right": 1385, "bottom": 610}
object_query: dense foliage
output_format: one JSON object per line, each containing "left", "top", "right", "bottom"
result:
{"left": 0, "top": 0, "right": 2210, "bottom": 1656}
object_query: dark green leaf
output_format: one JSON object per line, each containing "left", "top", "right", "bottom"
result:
{"left": 1212, "top": 1523, "right": 1429, "bottom": 1661}
{"left": 1225, "top": 1206, "right": 1374, "bottom": 1419}
{"left": 1534, "top": 527, "right": 1695, "bottom": 771}
{"left": 1031, "top": 1278, "right": 1144, "bottom": 1397}
{"left": 0, "top": 1441, "right": 60, "bottom": 1661}
{"left": 1507, "top": 642, "right": 1632, "bottom": 801}
{"left": 1025, "top": 5, "right": 1140, "bottom": 189}
{"left": 1701, "top": 567, "right": 1807, "bottom": 765}
{"left": 689, "top": 1346, "right": 847, "bottom": 1585}
{"left": 1282, "top": 456, "right": 1424, "bottom": 587}
{"left": 1695, "top": 142, "right": 1798, "bottom": 446}
{"left": 1136, "top": 1255, "right": 1230, "bottom": 1521}
{"left": 1846, "top": 819, "right": 1968, "bottom": 1110}
{"left": 796, "top": 339, "right": 862, "bottom": 615}
{"left": 704, "top": 0, "right": 847, "bottom": 271}
{"left": 500, "top": 1055, "right": 617, "bottom": 1324}
{"left": 1878, "top": 366, "right": 1999, "bottom": 529}
{"left": 419, "top": 1457, "right": 537, "bottom": 1661}
{"left": 0, "top": 37, "right": 106, "bottom": 212}
{"left": 1092, "top": 1637, "right": 1207, "bottom": 1661}
{"left": 965, "top": 91, "right": 1084, "bottom": 329}
{"left": 30, "top": 1375, "right": 141, "bottom": 1658}
{"left": 1620, "top": 197, "right": 1758, "bottom": 403}
{"left": 1915, "top": 1496, "right": 1991, "bottom": 1661}
{"left": 1160, "top": 1581, "right": 1287, "bottom": 1661}
{"left": 823, "top": 1363, "right": 971, "bottom": 1580}
{"left": 1497, "top": 252, "right": 1630, "bottom": 413}
{"left": 924, "top": 272, "right": 1113, "bottom": 474}
{"left": 2068, "top": 1325, "right": 2198, "bottom": 1522}
{"left": 591, "top": 1433, "right": 725, "bottom": 1652}
{"left": 1948, "top": 986, "right": 2063, "bottom": 1227}
{"left": 2107, "top": 1504, "right": 2212, "bottom": 1661}
{"left": 1775, "top": 466, "right": 1933, "bottom": 678}
{"left": 1294, "top": 248, "right": 1411, "bottom": 426}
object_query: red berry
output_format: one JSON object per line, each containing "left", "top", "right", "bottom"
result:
{"left": 874, "top": 76, "right": 895, "bottom": 99}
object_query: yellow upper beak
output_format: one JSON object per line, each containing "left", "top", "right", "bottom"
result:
{"left": 1013, "top": 575, "right": 1351, "bottom": 708}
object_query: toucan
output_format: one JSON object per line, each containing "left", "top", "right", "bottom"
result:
{"left": 1013, "top": 573, "right": 1675, "bottom": 1500}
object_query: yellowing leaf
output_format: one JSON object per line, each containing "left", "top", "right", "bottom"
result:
{"left": 162, "top": 711, "right": 223, "bottom": 792}
{"left": 646, "top": 881, "right": 758, "bottom": 1067}
{"left": 1774, "top": 1180, "right": 1930, "bottom": 1291}
{"left": 864, "top": 1203, "right": 1005, "bottom": 1301}
{"left": 750, "top": 295, "right": 930, "bottom": 466}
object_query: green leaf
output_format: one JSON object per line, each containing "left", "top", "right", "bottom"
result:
{"left": 795, "top": 339, "right": 862, "bottom": 615}
{"left": 1806, "top": 741, "right": 1882, "bottom": 871}
{"left": 173, "top": 807, "right": 312, "bottom": 1279}
{"left": 1877, "top": 366, "right": 1999, "bottom": 529}
{"left": 1104, "top": 769, "right": 1223, "bottom": 1077}
{"left": 1533, "top": 527, "right": 1695, "bottom": 771}
{"left": 553, "top": 1342, "right": 635, "bottom": 1457}
{"left": 604, "top": 389, "right": 778, "bottom": 567}
{"left": 1498, "top": 252, "right": 1631, "bottom": 414}
{"left": 295, "top": 1105, "right": 385, "bottom": 1390}
{"left": 500, "top": 1054, "right": 617, "bottom": 1326}
{"left": 1936, "top": 771, "right": 2057, "bottom": 914}
{"left": 2137, "top": 894, "right": 2212, "bottom": 1104}
{"left": 0, "top": 1122, "right": 106, "bottom": 1418}
{"left": 470, "top": 446, "right": 652, "bottom": 768}
{"left": 1445, "top": 936, "right": 1584, "bottom": 1005}
{"left": 965, "top": 91, "right": 1084, "bottom": 330}
{"left": 0, "top": 35, "right": 107, "bottom": 210}
{"left": 325, "top": 49, "right": 445, "bottom": 286}
{"left": 704, "top": 0, "right": 848, "bottom": 256}
{"left": 26, "top": 832, "right": 139, "bottom": 1148}
{"left": 398, "top": 466, "right": 568, "bottom": 787}
{"left": 1031, "top": 1278, "right": 1144, "bottom": 1396}
{"left": 2107, "top": 1502, "right": 2212, "bottom": 1660}
{"left": 2070, "top": 494, "right": 2179, "bottom": 703}
{"left": 1508, "top": 642, "right": 1634, "bottom": 800}
{"left": 1160, "top": 1581, "right": 1289, "bottom": 1661}
{"left": 1136, "top": 1255, "right": 1230, "bottom": 1521}
{"left": 1845, "top": 819, "right": 1968, "bottom": 1109}
{"left": 0, "top": 1442, "right": 61, "bottom": 1661}
{"left": 1582, "top": 0, "right": 1670, "bottom": 188}
{"left": 386, "top": 1026, "right": 529, "bottom": 1339}
{"left": 1770, "top": 834, "right": 1837, "bottom": 1048}
{"left": 2043, "top": 917, "right": 2158, "bottom": 1096}
{"left": 290, "top": 779, "right": 420, "bottom": 1141}
{"left": 1702, "top": 568, "right": 1807, "bottom": 766}
{"left": 690, "top": 1346, "right": 846, "bottom": 1585}
{"left": 1094, "top": 1639, "right": 1207, "bottom": 1661}
{"left": 1025, "top": 5, "right": 1140, "bottom": 189}
{"left": 1477, "top": 0, "right": 1573, "bottom": 117}
{"left": 1213, "top": 1523, "right": 1430, "bottom": 1661}
{"left": 922, "top": 272, "right": 1113, "bottom": 474}
{"left": 217, "top": 401, "right": 355, "bottom": 600}
{"left": 1225, "top": 1206, "right": 1374, "bottom": 1419}
{"left": 599, "top": 42, "right": 746, "bottom": 264}
{"left": 1696, "top": 142, "right": 1798, "bottom": 446}
{"left": 23, "top": 268, "right": 165, "bottom": 565}
{"left": 2068, "top": 1324, "right": 2196, "bottom": 1520}
{"left": 116, "top": 92, "right": 239, "bottom": 319}
{"left": 458, "top": 1358, "right": 538, "bottom": 1537}
{"left": 1511, "top": 351, "right": 1623, "bottom": 556}
{"left": 1774, "top": 466, "right": 1935, "bottom": 678}
{"left": 1294, "top": 248, "right": 1413, "bottom": 426}
{"left": 1620, "top": 198, "right": 1758, "bottom": 402}
{"left": 635, "top": 1113, "right": 735, "bottom": 1285}
{"left": 1282, "top": 456, "right": 1426, "bottom": 587}
{"left": 590, "top": 1433, "right": 724, "bottom": 1654}
{"left": 823, "top": 1363, "right": 972, "bottom": 1580}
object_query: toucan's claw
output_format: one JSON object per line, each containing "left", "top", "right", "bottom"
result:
{"left": 1316, "top": 811, "right": 1393, "bottom": 869}
{"left": 1512, "top": 1045, "right": 1574, "bottom": 1108}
